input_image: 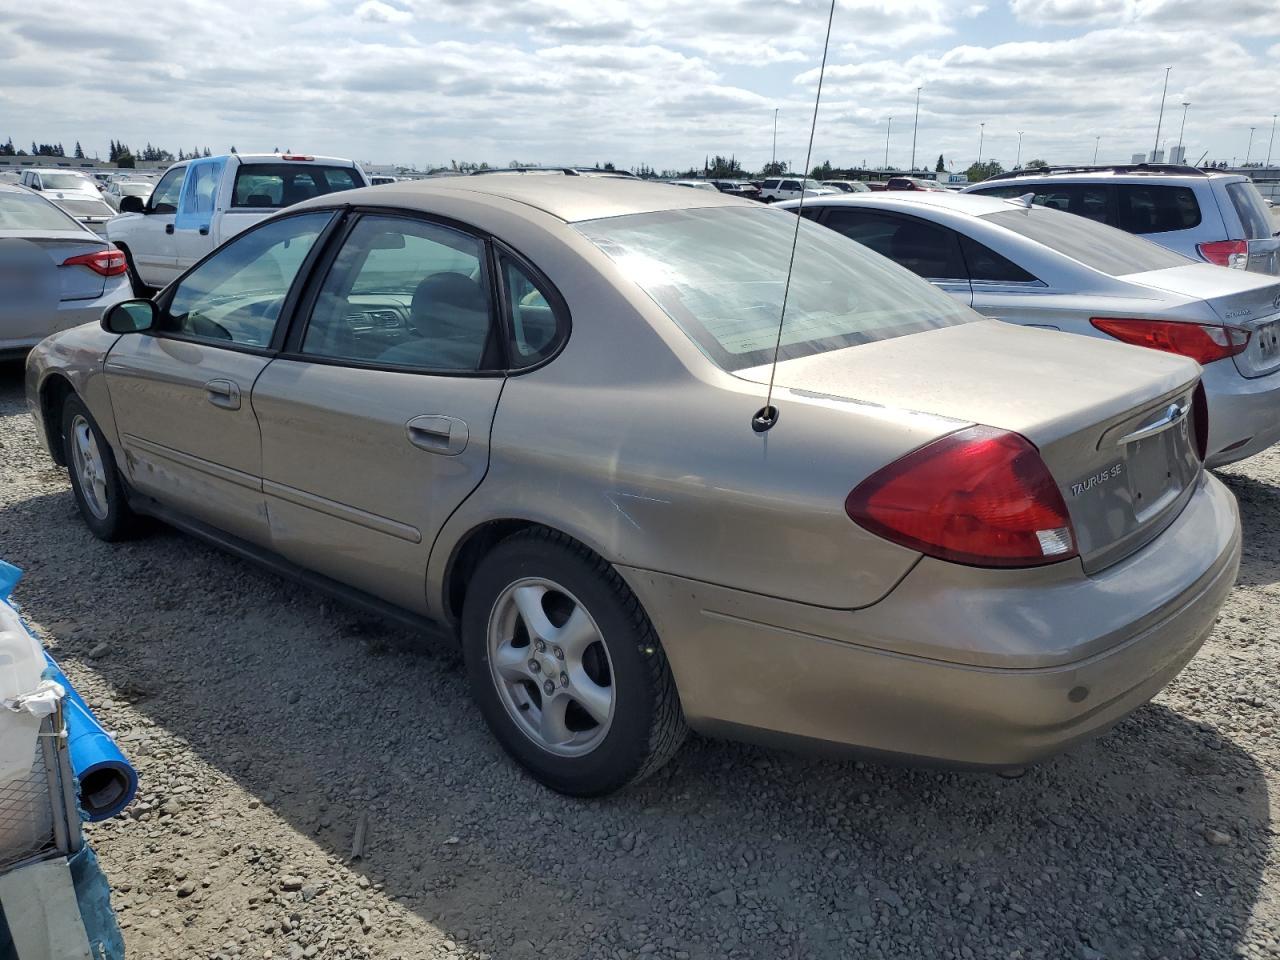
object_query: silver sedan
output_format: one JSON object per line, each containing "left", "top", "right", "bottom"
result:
{"left": 782, "top": 191, "right": 1280, "bottom": 466}
{"left": 25, "top": 178, "right": 1239, "bottom": 795}
{"left": 0, "top": 183, "right": 132, "bottom": 359}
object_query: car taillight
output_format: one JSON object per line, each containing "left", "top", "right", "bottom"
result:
{"left": 1197, "top": 239, "right": 1249, "bottom": 269}
{"left": 1090, "top": 317, "right": 1250, "bottom": 365}
{"left": 61, "top": 249, "right": 127, "bottom": 277}
{"left": 846, "top": 426, "right": 1077, "bottom": 568}
{"left": 1191, "top": 381, "right": 1209, "bottom": 461}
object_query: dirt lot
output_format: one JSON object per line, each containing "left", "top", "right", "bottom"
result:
{"left": 2, "top": 360, "right": 1279, "bottom": 960}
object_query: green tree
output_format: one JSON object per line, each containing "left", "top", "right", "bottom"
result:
{"left": 1026, "top": 158, "right": 1049, "bottom": 169}
{"left": 936, "top": 154, "right": 945, "bottom": 173}
{"left": 74, "top": 141, "right": 85, "bottom": 159}
{"left": 708, "top": 154, "right": 743, "bottom": 178}
{"left": 964, "top": 159, "right": 1005, "bottom": 182}
{"left": 117, "top": 151, "right": 135, "bottom": 169}
{"left": 760, "top": 160, "right": 786, "bottom": 177}
{"left": 810, "top": 159, "right": 833, "bottom": 179}
{"left": 0, "top": 138, "right": 14, "bottom": 157}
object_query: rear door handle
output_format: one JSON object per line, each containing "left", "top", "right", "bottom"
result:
{"left": 406, "top": 415, "right": 468, "bottom": 456}
{"left": 205, "top": 379, "right": 241, "bottom": 410}
{"left": 165, "top": 223, "right": 174, "bottom": 235}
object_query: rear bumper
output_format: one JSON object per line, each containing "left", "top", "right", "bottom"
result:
{"left": 1202, "top": 359, "right": 1280, "bottom": 466}
{"left": 621, "top": 472, "right": 1240, "bottom": 767}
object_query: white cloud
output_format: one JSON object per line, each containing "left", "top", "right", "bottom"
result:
{"left": 354, "top": 0, "right": 413, "bottom": 24}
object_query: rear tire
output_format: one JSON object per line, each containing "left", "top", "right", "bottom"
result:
{"left": 61, "top": 395, "right": 142, "bottom": 542}
{"left": 462, "top": 528, "right": 686, "bottom": 796}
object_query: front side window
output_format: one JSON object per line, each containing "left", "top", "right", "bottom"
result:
{"left": 821, "top": 209, "right": 966, "bottom": 281}
{"left": 164, "top": 212, "right": 333, "bottom": 347}
{"left": 231, "top": 164, "right": 360, "bottom": 208}
{"left": 577, "top": 205, "right": 976, "bottom": 371}
{"left": 301, "top": 215, "right": 492, "bottom": 371}
{"left": 148, "top": 167, "right": 186, "bottom": 214}
{"left": 984, "top": 206, "right": 1192, "bottom": 276}
{"left": 180, "top": 162, "right": 222, "bottom": 217}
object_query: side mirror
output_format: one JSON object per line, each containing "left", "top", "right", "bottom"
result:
{"left": 119, "top": 195, "right": 145, "bottom": 214}
{"left": 102, "top": 299, "right": 155, "bottom": 335}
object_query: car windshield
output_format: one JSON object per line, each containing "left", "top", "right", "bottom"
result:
{"left": 983, "top": 205, "right": 1193, "bottom": 276}
{"left": 576, "top": 205, "right": 977, "bottom": 371}
{"left": 39, "top": 173, "right": 92, "bottom": 190}
{"left": 54, "top": 198, "right": 115, "bottom": 218}
{"left": 119, "top": 183, "right": 152, "bottom": 196}
{"left": 0, "top": 191, "right": 80, "bottom": 231}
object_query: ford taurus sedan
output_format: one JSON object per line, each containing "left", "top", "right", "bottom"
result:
{"left": 25, "top": 178, "right": 1240, "bottom": 795}
{"left": 783, "top": 191, "right": 1280, "bottom": 466}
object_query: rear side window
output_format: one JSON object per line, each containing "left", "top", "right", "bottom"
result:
{"left": 501, "top": 256, "right": 565, "bottom": 368}
{"left": 978, "top": 184, "right": 1114, "bottom": 225}
{"left": 1117, "top": 185, "right": 1201, "bottom": 234}
{"left": 0, "top": 191, "right": 80, "bottom": 230}
{"left": 820, "top": 209, "right": 966, "bottom": 281}
{"left": 960, "top": 235, "right": 1037, "bottom": 283}
{"left": 231, "top": 164, "right": 361, "bottom": 208}
{"left": 984, "top": 206, "right": 1192, "bottom": 276}
{"left": 1225, "top": 181, "right": 1274, "bottom": 240}
{"left": 781, "top": 180, "right": 801, "bottom": 192}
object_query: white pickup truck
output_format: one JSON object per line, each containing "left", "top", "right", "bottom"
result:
{"left": 108, "top": 153, "right": 368, "bottom": 289}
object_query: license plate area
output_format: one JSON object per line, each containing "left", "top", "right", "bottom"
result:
{"left": 1125, "top": 421, "right": 1195, "bottom": 522}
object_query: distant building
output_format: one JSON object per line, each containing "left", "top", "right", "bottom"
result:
{"left": 1131, "top": 153, "right": 1146, "bottom": 164}
{"left": 1169, "top": 145, "right": 1187, "bottom": 164}
{"left": 1149, "top": 149, "right": 1165, "bottom": 163}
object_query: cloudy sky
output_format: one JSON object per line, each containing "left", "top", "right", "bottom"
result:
{"left": 1, "top": 0, "right": 1277, "bottom": 173}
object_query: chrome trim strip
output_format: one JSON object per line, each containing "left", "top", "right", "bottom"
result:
{"left": 263, "top": 479, "right": 422, "bottom": 544}
{"left": 121, "top": 434, "right": 260, "bottom": 491}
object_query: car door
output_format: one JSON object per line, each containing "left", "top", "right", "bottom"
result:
{"left": 124, "top": 164, "right": 187, "bottom": 287}
{"left": 104, "top": 210, "right": 337, "bottom": 546}
{"left": 250, "top": 212, "right": 511, "bottom": 614}
{"left": 818, "top": 207, "right": 973, "bottom": 304}
{"left": 173, "top": 157, "right": 226, "bottom": 271}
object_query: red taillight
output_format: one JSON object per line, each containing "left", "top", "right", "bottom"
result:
{"left": 1197, "top": 239, "right": 1248, "bottom": 269}
{"left": 1090, "top": 317, "right": 1249, "bottom": 365}
{"left": 280, "top": 154, "right": 314, "bottom": 161}
{"left": 61, "top": 249, "right": 127, "bottom": 277}
{"left": 1192, "top": 381, "right": 1209, "bottom": 461}
{"left": 846, "top": 426, "right": 1077, "bottom": 568}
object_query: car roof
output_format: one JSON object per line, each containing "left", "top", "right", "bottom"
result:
{"left": 24, "top": 168, "right": 95, "bottom": 177}
{"left": 972, "top": 165, "right": 1240, "bottom": 186}
{"left": 293, "top": 174, "right": 749, "bottom": 223}
{"left": 793, "top": 191, "right": 1017, "bottom": 217}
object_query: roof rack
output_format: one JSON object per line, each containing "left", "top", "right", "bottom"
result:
{"left": 982, "top": 163, "right": 1208, "bottom": 182}
{"left": 469, "top": 166, "right": 639, "bottom": 178}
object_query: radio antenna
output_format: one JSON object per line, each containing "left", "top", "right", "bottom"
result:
{"left": 752, "top": 0, "right": 839, "bottom": 434}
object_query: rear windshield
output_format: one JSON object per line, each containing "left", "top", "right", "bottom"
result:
{"left": 54, "top": 197, "right": 115, "bottom": 218}
{"left": 576, "top": 205, "right": 976, "bottom": 371}
{"left": 231, "top": 164, "right": 361, "bottom": 208}
{"left": 983, "top": 206, "right": 1192, "bottom": 276}
{"left": 0, "top": 191, "right": 80, "bottom": 231}
{"left": 39, "top": 173, "right": 92, "bottom": 190}
{"left": 1226, "top": 181, "right": 1274, "bottom": 240}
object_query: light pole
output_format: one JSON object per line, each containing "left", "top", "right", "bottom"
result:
{"left": 1152, "top": 66, "right": 1171, "bottom": 159}
{"left": 1246, "top": 126, "right": 1256, "bottom": 166}
{"left": 1268, "top": 114, "right": 1277, "bottom": 170}
{"left": 1176, "top": 101, "right": 1190, "bottom": 159}
{"left": 884, "top": 116, "right": 893, "bottom": 170}
{"left": 910, "top": 86, "right": 921, "bottom": 172}
{"left": 977, "top": 122, "right": 985, "bottom": 167}
{"left": 1015, "top": 130, "right": 1024, "bottom": 169}
{"left": 1093, "top": 136, "right": 1100, "bottom": 164}
{"left": 771, "top": 108, "right": 779, "bottom": 168}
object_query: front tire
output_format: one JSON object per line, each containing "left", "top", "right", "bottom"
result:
{"left": 61, "top": 395, "right": 141, "bottom": 541}
{"left": 462, "top": 529, "right": 686, "bottom": 796}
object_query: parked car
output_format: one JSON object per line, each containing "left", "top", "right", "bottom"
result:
{"left": 866, "top": 181, "right": 890, "bottom": 191}
{"left": 27, "top": 178, "right": 1239, "bottom": 796}
{"left": 102, "top": 180, "right": 154, "bottom": 212}
{"left": 666, "top": 179, "right": 720, "bottom": 192}
{"left": 369, "top": 175, "right": 399, "bottom": 186}
{"left": 712, "top": 180, "right": 762, "bottom": 201}
{"left": 0, "top": 184, "right": 131, "bottom": 358}
{"left": 964, "top": 164, "right": 1280, "bottom": 275}
{"left": 107, "top": 153, "right": 367, "bottom": 290}
{"left": 19, "top": 169, "right": 100, "bottom": 201}
{"left": 43, "top": 195, "right": 117, "bottom": 237}
{"left": 885, "top": 177, "right": 947, "bottom": 192}
{"left": 822, "top": 180, "right": 871, "bottom": 194}
{"left": 783, "top": 190, "right": 1280, "bottom": 466}
{"left": 758, "top": 177, "right": 838, "bottom": 202}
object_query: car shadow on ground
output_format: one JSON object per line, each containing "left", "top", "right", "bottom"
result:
{"left": 0, "top": 366, "right": 1271, "bottom": 959}
{"left": 1215, "top": 466, "right": 1280, "bottom": 589}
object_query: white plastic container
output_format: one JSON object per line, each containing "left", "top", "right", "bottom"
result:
{"left": 0, "top": 599, "right": 47, "bottom": 784}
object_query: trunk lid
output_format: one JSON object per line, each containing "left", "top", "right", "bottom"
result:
{"left": 0, "top": 230, "right": 110, "bottom": 301}
{"left": 1124, "top": 262, "right": 1280, "bottom": 378}
{"left": 739, "top": 319, "right": 1203, "bottom": 572}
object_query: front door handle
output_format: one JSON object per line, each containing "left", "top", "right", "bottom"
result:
{"left": 205, "top": 379, "right": 241, "bottom": 410}
{"left": 406, "top": 415, "right": 468, "bottom": 456}
{"left": 165, "top": 223, "right": 175, "bottom": 235}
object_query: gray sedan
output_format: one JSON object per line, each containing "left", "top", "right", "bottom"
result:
{"left": 783, "top": 191, "right": 1280, "bottom": 466}
{"left": 25, "top": 178, "right": 1239, "bottom": 795}
{"left": 0, "top": 183, "right": 132, "bottom": 359}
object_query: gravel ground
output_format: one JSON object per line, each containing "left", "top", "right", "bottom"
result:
{"left": 2, "top": 360, "right": 1279, "bottom": 960}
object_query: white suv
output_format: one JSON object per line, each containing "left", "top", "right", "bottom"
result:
{"left": 759, "top": 177, "right": 838, "bottom": 203}
{"left": 964, "top": 164, "right": 1280, "bottom": 275}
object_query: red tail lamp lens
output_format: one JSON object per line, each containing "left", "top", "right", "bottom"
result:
{"left": 1090, "top": 317, "right": 1249, "bottom": 365}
